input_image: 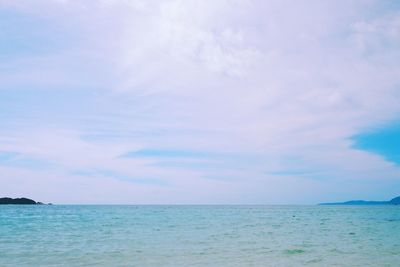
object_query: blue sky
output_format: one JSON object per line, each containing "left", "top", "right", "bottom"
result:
{"left": 353, "top": 122, "right": 400, "bottom": 165}
{"left": 0, "top": 0, "right": 399, "bottom": 204}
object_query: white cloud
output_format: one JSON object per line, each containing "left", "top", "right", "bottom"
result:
{"left": 1, "top": 0, "right": 400, "bottom": 203}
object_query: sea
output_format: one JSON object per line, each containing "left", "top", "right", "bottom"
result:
{"left": 0, "top": 205, "right": 399, "bottom": 266}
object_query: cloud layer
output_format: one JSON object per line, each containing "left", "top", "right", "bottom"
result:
{"left": 1, "top": 0, "right": 400, "bottom": 204}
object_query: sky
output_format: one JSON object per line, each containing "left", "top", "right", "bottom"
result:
{"left": 0, "top": 0, "right": 399, "bottom": 204}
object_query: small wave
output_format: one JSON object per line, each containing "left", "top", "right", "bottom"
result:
{"left": 284, "top": 249, "right": 305, "bottom": 255}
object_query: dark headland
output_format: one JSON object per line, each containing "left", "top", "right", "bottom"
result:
{"left": 0, "top": 197, "right": 49, "bottom": 205}
{"left": 319, "top": 196, "right": 400, "bottom": 205}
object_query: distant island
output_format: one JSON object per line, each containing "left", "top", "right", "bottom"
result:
{"left": 320, "top": 196, "right": 400, "bottom": 205}
{"left": 0, "top": 197, "right": 47, "bottom": 205}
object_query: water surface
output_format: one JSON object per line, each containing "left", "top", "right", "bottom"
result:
{"left": 1, "top": 205, "right": 399, "bottom": 266}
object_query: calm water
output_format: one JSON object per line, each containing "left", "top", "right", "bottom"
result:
{"left": 0, "top": 205, "right": 399, "bottom": 266}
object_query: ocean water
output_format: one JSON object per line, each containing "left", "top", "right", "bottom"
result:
{"left": 0, "top": 205, "right": 399, "bottom": 266}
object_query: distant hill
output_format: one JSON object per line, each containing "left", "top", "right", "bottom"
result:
{"left": 390, "top": 196, "right": 400, "bottom": 205}
{"left": 320, "top": 196, "right": 400, "bottom": 206}
{"left": 0, "top": 197, "right": 43, "bottom": 205}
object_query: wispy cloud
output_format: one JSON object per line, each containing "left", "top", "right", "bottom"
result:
{"left": 122, "top": 149, "right": 211, "bottom": 158}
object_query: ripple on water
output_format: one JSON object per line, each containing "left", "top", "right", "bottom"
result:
{"left": 284, "top": 249, "right": 306, "bottom": 255}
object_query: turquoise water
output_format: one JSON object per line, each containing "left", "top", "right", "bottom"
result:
{"left": 0, "top": 205, "right": 399, "bottom": 266}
